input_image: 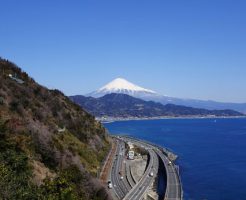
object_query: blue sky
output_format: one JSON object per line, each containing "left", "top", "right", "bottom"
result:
{"left": 0, "top": 0, "right": 246, "bottom": 103}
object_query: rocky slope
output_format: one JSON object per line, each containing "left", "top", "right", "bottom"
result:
{"left": 0, "top": 58, "right": 112, "bottom": 200}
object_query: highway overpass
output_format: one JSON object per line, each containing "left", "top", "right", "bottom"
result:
{"left": 108, "top": 136, "right": 183, "bottom": 200}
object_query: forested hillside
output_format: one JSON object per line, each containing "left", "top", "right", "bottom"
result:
{"left": 0, "top": 58, "right": 112, "bottom": 200}
{"left": 70, "top": 93, "right": 244, "bottom": 118}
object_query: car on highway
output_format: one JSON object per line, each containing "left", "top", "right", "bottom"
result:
{"left": 149, "top": 172, "right": 154, "bottom": 177}
{"left": 108, "top": 181, "right": 112, "bottom": 189}
{"left": 120, "top": 176, "right": 124, "bottom": 180}
{"left": 168, "top": 161, "right": 172, "bottom": 165}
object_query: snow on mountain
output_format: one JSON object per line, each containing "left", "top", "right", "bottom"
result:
{"left": 86, "top": 78, "right": 246, "bottom": 113}
{"left": 87, "top": 78, "right": 158, "bottom": 98}
{"left": 98, "top": 78, "right": 156, "bottom": 93}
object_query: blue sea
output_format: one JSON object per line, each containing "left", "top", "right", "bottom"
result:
{"left": 104, "top": 118, "right": 246, "bottom": 200}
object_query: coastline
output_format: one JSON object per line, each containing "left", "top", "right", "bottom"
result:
{"left": 105, "top": 117, "right": 246, "bottom": 199}
{"left": 97, "top": 115, "right": 246, "bottom": 123}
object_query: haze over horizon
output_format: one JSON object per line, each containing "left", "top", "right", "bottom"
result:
{"left": 1, "top": 0, "right": 246, "bottom": 103}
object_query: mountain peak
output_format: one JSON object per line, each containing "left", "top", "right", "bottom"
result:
{"left": 87, "top": 78, "right": 157, "bottom": 98}
{"left": 98, "top": 77, "right": 156, "bottom": 93}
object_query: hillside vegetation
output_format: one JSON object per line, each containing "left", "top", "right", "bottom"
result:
{"left": 70, "top": 93, "right": 244, "bottom": 118}
{"left": 0, "top": 58, "right": 112, "bottom": 200}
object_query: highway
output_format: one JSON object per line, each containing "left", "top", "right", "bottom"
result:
{"left": 155, "top": 149, "right": 182, "bottom": 200}
{"left": 110, "top": 139, "right": 131, "bottom": 199}
{"left": 121, "top": 143, "right": 132, "bottom": 191}
{"left": 123, "top": 136, "right": 183, "bottom": 200}
{"left": 125, "top": 161, "right": 136, "bottom": 188}
{"left": 123, "top": 148, "right": 158, "bottom": 200}
{"left": 110, "top": 136, "right": 183, "bottom": 200}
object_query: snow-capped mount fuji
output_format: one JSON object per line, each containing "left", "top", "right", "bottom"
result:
{"left": 87, "top": 78, "right": 161, "bottom": 98}
{"left": 85, "top": 78, "right": 246, "bottom": 114}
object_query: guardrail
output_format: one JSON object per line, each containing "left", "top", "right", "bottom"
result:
{"left": 122, "top": 148, "right": 154, "bottom": 200}
{"left": 114, "top": 135, "right": 183, "bottom": 200}
{"left": 118, "top": 135, "right": 178, "bottom": 161}
{"left": 98, "top": 142, "right": 112, "bottom": 178}
{"left": 174, "top": 165, "right": 184, "bottom": 200}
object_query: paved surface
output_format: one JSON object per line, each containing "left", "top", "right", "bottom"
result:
{"left": 120, "top": 136, "right": 183, "bottom": 200}
{"left": 125, "top": 161, "right": 136, "bottom": 188}
{"left": 155, "top": 149, "right": 182, "bottom": 200}
{"left": 110, "top": 136, "right": 182, "bottom": 200}
{"left": 118, "top": 137, "right": 159, "bottom": 200}
{"left": 110, "top": 140, "right": 132, "bottom": 199}
{"left": 123, "top": 148, "right": 158, "bottom": 200}
{"left": 100, "top": 139, "right": 117, "bottom": 182}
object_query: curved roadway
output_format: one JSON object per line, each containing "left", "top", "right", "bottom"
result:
{"left": 120, "top": 136, "right": 183, "bottom": 200}
{"left": 110, "top": 140, "right": 131, "bottom": 199}
{"left": 123, "top": 148, "right": 158, "bottom": 200}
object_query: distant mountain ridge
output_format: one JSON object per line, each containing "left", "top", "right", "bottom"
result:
{"left": 70, "top": 93, "right": 244, "bottom": 118}
{"left": 86, "top": 78, "right": 246, "bottom": 114}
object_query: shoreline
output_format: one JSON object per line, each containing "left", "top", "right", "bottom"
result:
{"left": 98, "top": 115, "right": 246, "bottom": 123}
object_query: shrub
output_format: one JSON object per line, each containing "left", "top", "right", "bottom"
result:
{"left": 34, "top": 87, "right": 41, "bottom": 96}
{"left": 0, "top": 120, "right": 7, "bottom": 134}
{"left": 10, "top": 100, "right": 19, "bottom": 111}
{"left": 0, "top": 133, "right": 36, "bottom": 200}
{"left": 39, "top": 177, "right": 75, "bottom": 200}
{"left": 0, "top": 96, "right": 4, "bottom": 105}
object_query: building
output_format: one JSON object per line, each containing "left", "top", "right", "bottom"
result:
{"left": 127, "top": 142, "right": 134, "bottom": 150}
{"left": 127, "top": 150, "right": 135, "bottom": 160}
{"left": 8, "top": 74, "right": 24, "bottom": 84}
